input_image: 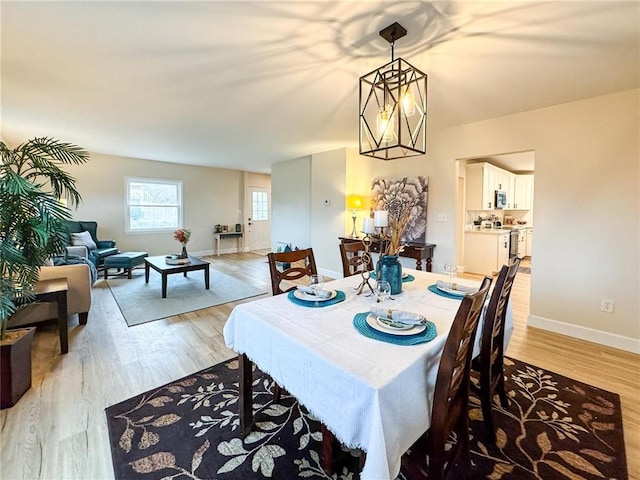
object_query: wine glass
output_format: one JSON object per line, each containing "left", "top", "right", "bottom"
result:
{"left": 444, "top": 263, "right": 458, "bottom": 286}
{"left": 376, "top": 280, "right": 391, "bottom": 305}
{"left": 309, "top": 274, "right": 325, "bottom": 307}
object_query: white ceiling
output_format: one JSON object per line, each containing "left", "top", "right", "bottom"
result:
{"left": 2, "top": 1, "right": 638, "bottom": 173}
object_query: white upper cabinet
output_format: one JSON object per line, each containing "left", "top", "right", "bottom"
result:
{"left": 513, "top": 174, "right": 534, "bottom": 210}
{"left": 465, "top": 162, "right": 515, "bottom": 210}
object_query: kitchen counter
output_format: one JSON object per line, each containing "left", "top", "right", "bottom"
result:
{"left": 466, "top": 225, "right": 531, "bottom": 234}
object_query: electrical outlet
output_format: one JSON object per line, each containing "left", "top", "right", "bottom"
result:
{"left": 437, "top": 213, "right": 447, "bottom": 222}
{"left": 600, "top": 298, "right": 614, "bottom": 313}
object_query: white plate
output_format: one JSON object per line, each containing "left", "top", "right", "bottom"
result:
{"left": 366, "top": 313, "right": 426, "bottom": 336}
{"left": 436, "top": 284, "right": 475, "bottom": 297}
{"left": 376, "top": 316, "right": 414, "bottom": 331}
{"left": 293, "top": 289, "right": 337, "bottom": 302}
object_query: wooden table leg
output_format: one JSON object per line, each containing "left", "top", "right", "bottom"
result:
{"left": 204, "top": 266, "right": 210, "bottom": 290}
{"left": 239, "top": 353, "right": 253, "bottom": 439}
{"left": 56, "top": 291, "right": 68, "bottom": 354}
{"left": 162, "top": 274, "right": 167, "bottom": 298}
{"left": 145, "top": 262, "right": 150, "bottom": 283}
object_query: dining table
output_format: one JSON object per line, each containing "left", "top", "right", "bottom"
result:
{"left": 223, "top": 269, "right": 513, "bottom": 480}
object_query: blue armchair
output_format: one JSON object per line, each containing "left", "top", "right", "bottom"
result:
{"left": 65, "top": 220, "right": 118, "bottom": 267}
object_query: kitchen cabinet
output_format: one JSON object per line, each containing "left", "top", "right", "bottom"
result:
{"left": 525, "top": 228, "right": 533, "bottom": 257}
{"left": 464, "top": 231, "right": 510, "bottom": 275}
{"left": 466, "top": 162, "right": 514, "bottom": 210}
{"left": 513, "top": 174, "right": 534, "bottom": 210}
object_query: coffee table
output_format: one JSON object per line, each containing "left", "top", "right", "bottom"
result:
{"left": 144, "top": 255, "right": 210, "bottom": 298}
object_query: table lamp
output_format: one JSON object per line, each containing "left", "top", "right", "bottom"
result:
{"left": 346, "top": 195, "right": 364, "bottom": 238}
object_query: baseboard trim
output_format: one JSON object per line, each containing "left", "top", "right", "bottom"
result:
{"left": 528, "top": 314, "right": 640, "bottom": 354}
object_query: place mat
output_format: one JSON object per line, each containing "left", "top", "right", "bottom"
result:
{"left": 287, "top": 289, "right": 346, "bottom": 307}
{"left": 352, "top": 312, "right": 437, "bottom": 345}
{"left": 370, "top": 272, "right": 415, "bottom": 282}
{"left": 427, "top": 284, "right": 466, "bottom": 300}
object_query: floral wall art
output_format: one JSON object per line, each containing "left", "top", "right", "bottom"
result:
{"left": 370, "top": 176, "right": 429, "bottom": 245}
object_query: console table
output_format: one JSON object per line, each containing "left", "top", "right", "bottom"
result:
{"left": 339, "top": 237, "right": 435, "bottom": 272}
{"left": 213, "top": 232, "right": 244, "bottom": 256}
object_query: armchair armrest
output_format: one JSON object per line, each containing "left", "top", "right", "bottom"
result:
{"left": 97, "top": 240, "right": 116, "bottom": 248}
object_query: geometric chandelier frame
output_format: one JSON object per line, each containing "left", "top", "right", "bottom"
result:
{"left": 359, "top": 22, "right": 428, "bottom": 160}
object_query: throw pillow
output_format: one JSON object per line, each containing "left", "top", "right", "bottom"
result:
{"left": 71, "top": 231, "right": 97, "bottom": 251}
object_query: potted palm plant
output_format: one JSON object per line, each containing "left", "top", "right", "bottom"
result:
{"left": 0, "top": 137, "right": 89, "bottom": 408}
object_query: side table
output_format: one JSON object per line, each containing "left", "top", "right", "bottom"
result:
{"left": 34, "top": 278, "right": 69, "bottom": 354}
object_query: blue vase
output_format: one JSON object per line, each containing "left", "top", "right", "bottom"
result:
{"left": 376, "top": 254, "right": 403, "bottom": 295}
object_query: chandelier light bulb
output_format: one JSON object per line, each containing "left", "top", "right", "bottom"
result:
{"left": 401, "top": 86, "right": 416, "bottom": 117}
{"left": 377, "top": 105, "right": 395, "bottom": 143}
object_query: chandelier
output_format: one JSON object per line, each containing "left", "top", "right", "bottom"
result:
{"left": 359, "top": 22, "right": 428, "bottom": 160}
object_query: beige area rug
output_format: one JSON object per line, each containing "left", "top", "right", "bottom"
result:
{"left": 106, "top": 268, "right": 267, "bottom": 327}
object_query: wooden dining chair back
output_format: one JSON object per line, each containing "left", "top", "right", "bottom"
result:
{"left": 471, "top": 258, "right": 520, "bottom": 443}
{"left": 267, "top": 248, "right": 318, "bottom": 296}
{"left": 424, "top": 275, "right": 492, "bottom": 480}
{"left": 339, "top": 241, "right": 373, "bottom": 278}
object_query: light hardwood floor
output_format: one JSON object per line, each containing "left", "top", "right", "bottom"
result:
{"left": 1, "top": 253, "right": 638, "bottom": 480}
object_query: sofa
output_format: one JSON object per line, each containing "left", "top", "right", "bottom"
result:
{"left": 65, "top": 220, "right": 118, "bottom": 267}
{"left": 8, "top": 259, "right": 93, "bottom": 329}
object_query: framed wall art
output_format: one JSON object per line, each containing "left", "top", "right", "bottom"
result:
{"left": 370, "top": 176, "right": 429, "bottom": 244}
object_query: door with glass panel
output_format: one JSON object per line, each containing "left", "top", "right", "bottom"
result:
{"left": 246, "top": 187, "right": 271, "bottom": 251}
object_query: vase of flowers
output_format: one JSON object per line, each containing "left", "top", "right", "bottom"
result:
{"left": 174, "top": 228, "right": 191, "bottom": 259}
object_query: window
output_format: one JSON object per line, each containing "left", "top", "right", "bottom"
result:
{"left": 125, "top": 177, "right": 182, "bottom": 233}
{"left": 252, "top": 191, "right": 269, "bottom": 221}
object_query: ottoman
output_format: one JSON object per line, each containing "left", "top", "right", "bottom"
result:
{"left": 104, "top": 252, "right": 148, "bottom": 280}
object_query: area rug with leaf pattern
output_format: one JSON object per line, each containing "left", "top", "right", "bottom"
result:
{"left": 105, "top": 357, "right": 627, "bottom": 479}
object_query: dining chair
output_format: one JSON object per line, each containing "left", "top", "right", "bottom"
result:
{"left": 470, "top": 258, "right": 520, "bottom": 444}
{"left": 267, "top": 247, "right": 318, "bottom": 296}
{"left": 322, "top": 276, "right": 493, "bottom": 479}
{"left": 267, "top": 247, "right": 318, "bottom": 402}
{"left": 339, "top": 241, "right": 373, "bottom": 278}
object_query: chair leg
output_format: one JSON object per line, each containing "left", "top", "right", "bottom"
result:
{"left": 497, "top": 372, "right": 509, "bottom": 408}
{"left": 273, "top": 384, "right": 282, "bottom": 403}
{"left": 481, "top": 385, "right": 497, "bottom": 444}
{"left": 78, "top": 312, "right": 88, "bottom": 325}
{"left": 320, "top": 424, "right": 334, "bottom": 476}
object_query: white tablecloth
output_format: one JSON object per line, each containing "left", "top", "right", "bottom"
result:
{"left": 223, "top": 270, "right": 513, "bottom": 480}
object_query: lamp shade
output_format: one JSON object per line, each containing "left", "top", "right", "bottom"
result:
{"left": 346, "top": 194, "right": 364, "bottom": 210}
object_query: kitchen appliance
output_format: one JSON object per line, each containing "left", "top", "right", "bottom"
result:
{"left": 495, "top": 190, "right": 507, "bottom": 209}
{"left": 509, "top": 229, "right": 519, "bottom": 259}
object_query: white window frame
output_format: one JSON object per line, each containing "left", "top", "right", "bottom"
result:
{"left": 125, "top": 177, "right": 183, "bottom": 234}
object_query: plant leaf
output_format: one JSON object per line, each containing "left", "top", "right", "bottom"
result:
{"left": 191, "top": 439, "right": 210, "bottom": 473}
{"left": 129, "top": 452, "right": 176, "bottom": 473}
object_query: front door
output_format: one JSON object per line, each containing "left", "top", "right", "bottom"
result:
{"left": 246, "top": 187, "right": 271, "bottom": 251}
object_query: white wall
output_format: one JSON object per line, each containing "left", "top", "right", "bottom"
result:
{"left": 271, "top": 155, "right": 312, "bottom": 251}
{"left": 63, "top": 152, "right": 245, "bottom": 257}
{"left": 408, "top": 89, "right": 640, "bottom": 352}
{"left": 310, "top": 149, "right": 347, "bottom": 278}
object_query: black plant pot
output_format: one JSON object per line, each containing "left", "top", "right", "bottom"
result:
{"left": 0, "top": 327, "right": 36, "bottom": 409}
